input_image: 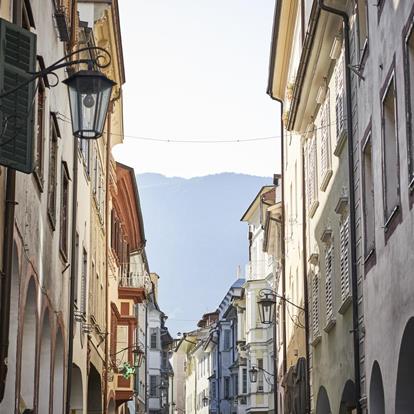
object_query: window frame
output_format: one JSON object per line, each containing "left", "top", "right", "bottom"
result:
{"left": 47, "top": 113, "right": 60, "bottom": 229}
{"left": 356, "top": 0, "right": 369, "bottom": 68}
{"left": 380, "top": 60, "right": 401, "bottom": 229}
{"left": 59, "top": 161, "right": 70, "bottom": 261}
{"left": 34, "top": 62, "right": 46, "bottom": 190}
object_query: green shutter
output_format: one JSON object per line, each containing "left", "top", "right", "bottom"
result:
{"left": 0, "top": 18, "right": 36, "bottom": 173}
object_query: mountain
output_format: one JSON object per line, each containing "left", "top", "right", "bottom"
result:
{"left": 136, "top": 172, "right": 272, "bottom": 335}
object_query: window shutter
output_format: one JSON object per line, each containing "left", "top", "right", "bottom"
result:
{"left": 340, "top": 216, "right": 350, "bottom": 301}
{"left": 0, "top": 18, "right": 36, "bottom": 173}
{"left": 320, "top": 96, "right": 331, "bottom": 177}
{"left": 325, "top": 245, "right": 334, "bottom": 320}
{"left": 306, "top": 137, "right": 317, "bottom": 210}
{"left": 335, "top": 51, "right": 347, "bottom": 141}
{"left": 311, "top": 273, "right": 320, "bottom": 338}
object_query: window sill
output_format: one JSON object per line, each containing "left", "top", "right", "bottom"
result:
{"left": 308, "top": 200, "right": 319, "bottom": 218}
{"left": 338, "top": 295, "right": 352, "bottom": 315}
{"left": 334, "top": 129, "right": 347, "bottom": 157}
{"left": 311, "top": 333, "right": 321, "bottom": 347}
{"left": 320, "top": 169, "right": 333, "bottom": 192}
{"left": 323, "top": 317, "right": 336, "bottom": 333}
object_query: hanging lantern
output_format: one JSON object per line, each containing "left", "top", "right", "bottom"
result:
{"left": 249, "top": 366, "right": 258, "bottom": 383}
{"left": 133, "top": 347, "right": 144, "bottom": 368}
{"left": 257, "top": 291, "right": 276, "bottom": 324}
{"left": 63, "top": 70, "right": 115, "bottom": 139}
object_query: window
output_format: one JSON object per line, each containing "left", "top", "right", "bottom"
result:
{"left": 150, "top": 328, "right": 158, "bottom": 349}
{"left": 116, "top": 325, "right": 129, "bottom": 366}
{"left": 362, "top": 133, "right": 376, "bottom": 255}
{"left": 224, "top": 377, "right": 230, "bottom": 399}
{"left": 257, "top": 359, "right": 264, "bottom": 391}
{"left": 59, "top": 162, "right": 70, "bottom": 259}
{"left": 47, "top": 115, "right": 59, "bottom": 228}
{"left": 150, "top": 375, "right": 159, "bottom": 397}
{"left": 81, "top": 249, "right": 87, "bottom": 315}
{"left": 79, "top": 139, "right": 90, "bottom": 176}
{"left": 324, "top": 244, "right": 334, "bottom": 322}
{"left": 34, "top": 73, "right": 46, "bottom": 187}
{"left": 311, "top": 273, "right": 320, "bottom": 340}
{"left": 211, "top": 380, "right": 216, "bottom": 399}
{"left": 381, "top": 75, "right": 400, "bottom": 223}
{"left": 320, "top": 95, "right": 332, "bottom": 190}
{"left": 242, "top": 368, "right": 247, "bottom": 394}
{"left": 74, "top": 233, "right": 79, "bottom": 305}
{"left": 335, "top": 51, "right": 347, "bottom": 146}
{"left": 356, "top": 0, "right": 368, "bottom": 59}
{"left": 233, "top": 374, "right": 238, "bottom": 397}
{"left": 223, "top": 330, "right": 231, "bottom": 350}
{"left": 14, "top": 0, "right": 35, "bottom": 29}
{"left": 306, "top": 135, "right": 318, "bottom": 216}
{"left": 404, "top": 16, "right": 414, "bottom": 184}
{"left": 339, "top": 216, "right": 350, "bottom": 302}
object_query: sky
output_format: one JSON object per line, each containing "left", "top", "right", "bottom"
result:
{"left": 114, "top": 0, "right": 281, "bottom": 178}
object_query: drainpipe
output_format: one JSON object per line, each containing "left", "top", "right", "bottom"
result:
{"left": 103, "top": 101, "right": 114, "bottom": 414}
{"left": 317, "top": 2, "right": 361, "bottom": 412}
{"left": 301, "top": 147, "right": 311, "bottom": 414}
{"left": 0, "top": 169, "right": 16, "bottom": 402}
{"left": 65, "top": 131, "right": 79, "bottom": 414}
{"left": 145, "top": 299, "right": 149, "bottom": 413}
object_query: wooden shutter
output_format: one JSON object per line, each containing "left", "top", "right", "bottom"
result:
{"left": 335, "top": 51, "right": 347, "bottom": 141}
{"left": 0, "top": 18, "right": 36, "bottom": 173}
{"left": 325, "top": 245, "right": 334, "bottom": 320}
{"left": 340, "top": 216, "right": 350, "bottom": 301}
{"left": 311, "top": 274, "right": 320, "bottom": 337}
{"left": 320, "top": 96, "right": 331, "bottom": 177}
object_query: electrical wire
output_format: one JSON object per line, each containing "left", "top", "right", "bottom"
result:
{"left": 56, "top": 112, "right": 340, "bottom": 145}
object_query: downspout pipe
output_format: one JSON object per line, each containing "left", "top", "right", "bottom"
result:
{"left": 317, "top": 2, "right": 361, "bottom": 413}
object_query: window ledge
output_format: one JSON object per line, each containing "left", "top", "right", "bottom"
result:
{"left": 308, "top": 200, "right": 319, "bottom": 218}
{"left": 338, "top": 295, "right": 352, "bottom": 315}
{"left": 384, "top": 205, "right": 400, "bottom": 231}
{"left": 334, "top": 129, "right": 347, "bottom": 157}
{"left": 320, "top": 169, "right": 333, "bottom": 192}
{"left": 323, "top": 317, "right": 336, "bottom": 333}
{"left": 311, "top": 333, "right": 322, "bottom": 347}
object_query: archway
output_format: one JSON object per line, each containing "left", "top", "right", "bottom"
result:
{"left": 369, "top": 361, "right": 385, "bottom": 414}
{"left": 70, "top": 364, "right": 83, "bottom": 412}
{"left": 53, "top": 329, "right": 65, "bottom": 413}
{"left": 108, "top": 398, "right": 116, "bottom": 414}
{"left": 0, "top": 243, "right": 20, "bottom": 412}
{"left": 316, "top": 386, "right": 331, "bottom": 414}
{"left": 38, "top": 310, "right": 52, "bottom": 413}
{"left": 20, "top": 278, "right": 37, "bottom": 410}
{"left": 339, "top": 380, "right": 356, "bottom": 414}
{"left": 87, "top": 364, "right": 102, "bottom": 413}
{"left": 395, "top": 317, "right": 414, "bottom": 413}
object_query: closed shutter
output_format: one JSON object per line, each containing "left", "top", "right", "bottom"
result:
{"left": 340, "top": 216, "right": 350, "bottom": 301}
{"left": 306, "top": 137, "right": 317, "bottom": 210}
{"left": 311, "top": 274, "right": 320, "bottom": 337}
{"left": 320, "top": 96, "right": 331, "bottom": 178}
{"left": 325, "top": 245, "right": 334, "bottom": 320}
{"left": 0, "top": 18, "right": 36, "bottom": 173}
{"left": 335, "top": 51, "right": 347, "bottom": 141}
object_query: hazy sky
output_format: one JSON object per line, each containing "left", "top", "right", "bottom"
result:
{"left": 114, "top": 0, "right": 281, "bottom": 178}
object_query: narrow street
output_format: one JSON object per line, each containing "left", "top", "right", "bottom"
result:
{"left": 0, "top": 1, "right": 413, "bottom": 414}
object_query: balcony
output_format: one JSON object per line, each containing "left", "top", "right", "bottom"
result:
{"left": 118, "top": 269, "right": 151, "bottom": 304}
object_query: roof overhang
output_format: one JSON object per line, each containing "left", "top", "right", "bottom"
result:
{"left": 240, "top": 186, "right": 274, "bottom": 222}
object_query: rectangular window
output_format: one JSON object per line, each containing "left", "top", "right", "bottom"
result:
{"left": 325, "top": 245, "right": 334, "bottom": 321}
{"left": 357, "top": 0, "right": 368, "bottom": 59}
{"left": 257, "top": 359, "right": 264, "bottom": 391}
{"left": 339, "top": 216, "right": 350, "bottom": 302}
{"left": 34, "top": 75, "right": 46, "bottom": 187}
{"left": 149, "top": 375, "right": 158, "bottom": 397}
{"left": 224, "top": 377, "right": 230, "bottom": 399}
{"left": 242, "top": 368, "right": 247, "bottom": 394}
{"left": 81, "top": 249, "right": 87, "bottom": 315}
{"left": 116, "top": 324, "right": 129, "bottom": 366}
{"left": 320, "top": 95, "right": 332, "bottom": 190}
{"left": 211, "top": 380, "right": 216, "bottom": 399}
{"left": 335, "top": 51, "right": 347, "bottom": 143}
{"left": 362, "top": 135, "right": 376, "bottom": 255}
{"left": 150, "top": 328, "right": 158, "bottom": 349}
{"left": 233, "top": 374, "right": 238, "bottom": 397}
{"left": 74, "top": 233, "right": 79, "bottom": 305}
{"left": 311, "top": 273, "right": 320, "bottom": 339}
{"left": 47, "top": 115, "right": 59, "bottom": 228}
{"left": 223, "top": 330, "right": 231, "bottom": 350}
{"left": 59, "top": 162, "right": 70, "bottom": 259}
{"left": 306, "top": 136, "right": 318, "bottom": 215}
{"left": 404, "top": 17, "right": 414, "bottom": 183}
{"left": 381, "top": 75, "right": 400, "bottom": 223}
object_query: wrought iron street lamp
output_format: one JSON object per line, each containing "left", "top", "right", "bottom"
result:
{"left": 63, "top": 69, "right": 115, "bottom": 139}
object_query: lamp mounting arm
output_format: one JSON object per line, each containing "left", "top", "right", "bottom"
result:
{"left": 0, "top": 46, "right": 111, "bottom": 100}
{"left": 259, "top": 288, "right": 305, "bottom": 312}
